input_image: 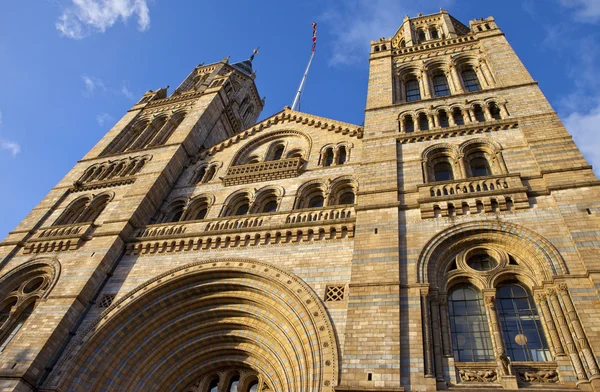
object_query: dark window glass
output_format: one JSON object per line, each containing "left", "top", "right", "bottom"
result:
{"left": 400, "top": 40, "right": 406, "bottom": 48}
{"left": 202, "top": 166, "right": 216, "bottom": 183}
{"left": 194, "top": 208, "right": 207, "bottom": 220}
{"left": 228, "top": 376, "right": 240, "bottom": 392}
{"left": 248, "top": 382, "right": 259, "bottom": 392}
{"left": 467, "top": 254, "right": 497, "bottom": 271}
{"left": 438, "top": 111, "right": 449, "bottom": 128}
{"left": 0, "top": 299, "right": 17, "bottom": 326}
{"left": 473, "top": 105, "right": 486, "bottom": 122}
{"left": 430, "top": 28, "right": 439, "bottom": 39}
{"left": 432, "top": 74, "right": 450, "bottom": 97}
{"left": 169, "top": 208, "right": 183, "bottom": 222}
{"left": 272, "top": 145, "right": 284, "bottom": 161}
{"left": 497, "top": 284, "right": 551, "bottom": 362}
{"left": 208, "top": 378, "right": 219, "bottom": 392}
{"left": 404, "top": 116, "right": 414, "bottom": 133}
{"left": 405, "top": 79, "right": 421, "bottom": 102}
{"left": 417, "top": 30, "right": 426, "bottom": 42}
{"left": 452, "top": 109, "right": 465, "bottom": 126}
{"left": 234, "top": 202, "right": 249, "bottom": 216}
{"left": 418, "top": 114, "right": 429, "bottom": 131}
{"left": 448, "top": 285, "right": 494, "bottom": 362}
{"left": 462, "top": 69, "right": 481, "bottom": 92}
{"left": 470, "top": 157, "right": 491, "bottom": 177}
{"left": 0, "top": 302, "right": 34, "bottom": 352}
{"left": 324, "top": 149, "right": 334, "bottom": 166}
{"left": 308, "top": 195, "right": 324, "bottom": 208}
{"left": 262, "top": 200, "right": 278, "bottom": 213}
{"left": 337, "top": 147, "right": 347, "bottom": 164}
{"left": 338, "top": 192, "right": 355, "bottom": 205}
{"left": 489, "top": 104, "right": 502, "bottom": 120}
{"left": 434, "top": 162, "right": 453, "bottom": 182}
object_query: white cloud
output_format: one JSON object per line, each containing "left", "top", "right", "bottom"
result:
{"left": 82, "top": 75, "right": 106, "bottom": 97}
{"left": 563, "top": 105, "right": 600, "bottom": 176}
{"left": 322, "top": 0, "right": 454, "bottom": 66}
{"left": 559, "top": 0, "right": 600, "bottom": 22}
{"left": 56, "top": 0, "right": 151, "bottom": 39}
{"left": 121, "top": 84, "right": 135, "bottom": 100}
{"left": 0, "top": 140, "right": 21, "bottom": 157}
{"left": 96, "top": 112, "right": 115, "bottom": 127}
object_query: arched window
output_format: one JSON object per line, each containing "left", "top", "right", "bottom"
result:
{"left": 248, "top": 382, "right": 259, "bottom": 392}
{"left": 234, "top": 202, "right": 250, "bottom": 216}
{"left": 270, "top": 144, "right": 285, "bottom": 161}
{"left": 202, "top": 166, "right": 216, "bottom": 183}
{"left": 262, "top": 199, "right": 278, "bottom": 213}
{"left": 337, "top": 146, "right": 347, "bottom": 164}
{"left": 186, "top": 198, "right": 210, "bottom": 221}
{"left": 208, "top": 377, "right": 219, "bottom": 392}
{"left": 165, "top": 202, "right": 185, "bottom": 223}
{"left": 247, "top": 156, "right": 260, "bottom": 164}
{"left": 473, "top": 105, "right": 486, "bottom": 122}
{"left": 418, "top": 113, "right": 429, "bottom": 131}
{"left": 323, "top": 148, "right": 334, "bottom": 167}
{"left": 228, "top": 375, "right": 240, "bottom": 392}
{"left": 496, "top": 284, "right": 551, "bottom": 362}
{"left": 438, "top": 111, "right": 449, "bottom": 128}
{"left": 54, "top": 197, "right": 90, "bottom": 226}
{"left": 338, "top": 191, "right": 355, "bottom": 205}
{"left": 194, "top": 208, "right": 207, "bottom": 220}
{"left": 461, "top": 68, "right": 481, "bottom": 92}
{"left": 405, "top": 79, "right": 421, "bottom": 102}
{"left": 77, "top": 194, "right": 111, "bottom": 223}
{"left": 452, "top": 108, "right": 465, "bottom": 126}
{"left": 400, "top": 39, "right": 406, "bottom": 48}
{"left": 193, "top": 167, "right": 206, "bottom": 184}
{"left": 0, "top": 302, "right": 35, "bottom": 353}
{"left": 489, "top": 103, "right": 502, "bottom": 120}
{"left": 469, "top": 157, "right": 491, "bottom": 177}
{"left": 432, "top": 74, "right": 450, "bottom": 97}
{"left": 148, "top": 112, "right": 185, "bottom": 147}
{"left": 433, "top": 162, "right": 453, "bottom": 182}
{"left": 448, "top": 284, "right": 494, "bottom": 362}
{"left": 404, "top": 116, "right": 415, "bottom": 133}
{"left": 308, "top": 195, "right": 324, "bottom": 208}
{"left": 430, "top": 27, "right": 439, "bottom": 39}
{"left": 417, "top": 29, "right": 426, "bottom": 42}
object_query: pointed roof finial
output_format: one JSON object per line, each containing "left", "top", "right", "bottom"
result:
{"left": 249, "top": 47, "right": 259, "bottom": 62}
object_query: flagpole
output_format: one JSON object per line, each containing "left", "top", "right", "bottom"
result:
{"left": 291, "top": 22, "right": 317, "bottom": 111}
{"left": 291, "top": 50, "right": 315, "bottom": 111}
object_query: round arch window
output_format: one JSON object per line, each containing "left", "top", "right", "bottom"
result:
{"left": 466, "top": 253, "right": 498, "bottom": 271}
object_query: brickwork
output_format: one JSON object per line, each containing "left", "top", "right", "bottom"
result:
{"left": 1, "top": 9, "right": 600, "bottom": 392}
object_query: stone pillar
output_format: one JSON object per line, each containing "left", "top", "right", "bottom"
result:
{"left": 449, "top": 63, "right": 464, "bottom": 93}
{"left": 439, "top": 296, "right": 453, "bottom": 357}
{"left": 483, "top": 105, "right": 493, "bottom": 122}
{"left": 548, "top": 288, "right": 587, "bottom": 380}
{"left": 421, "top": 290, "right": 435, "bottom": 378}
{"left": 457, "top": 155, "right": 467, "bottom": 179}
{"left": 479, "top": 59, "right": 495, "bottom": 87}
{"left": 399, "top": 118, "right": 406, "bottom": 133}
{"left": 535, "top": 293, "right": 564, "bottom": 358}
{"left": 422, "top": 160, "right": 429, "bottom": 183}
{"left": 475, "top": 65, "right": 490, "bottom": 88}
{"left": 430, "top": 293, "right": 445, "bottom": 384}
{"left": 427, "top": 113, "right": 435, "bottom": 129}
{"left": 448, "top": 112, "right": 456, "bottom": 127}
{"left": 462, "top": 108, "right": 472, "bottom": 124}
{"left": 558, "top": 284, "right": 600, "bottom": 378}
{"left": 332, "top": 149, "right": 340, "bottom": 166}
{"left": 499, "top": 102, "right": 510, "bottom": 118}
{"left": 484, "top": 292, "right": 518, "bottom": 389}
{"left": 421, "top": 69, "right": 432, "bottom": 99}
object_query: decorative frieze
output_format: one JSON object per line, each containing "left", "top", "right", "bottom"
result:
{"left": 23, "top": 222, "right": 96, "bottom": 254}
{"left": 222, "top": 157, "right": 304, "bottom": 186}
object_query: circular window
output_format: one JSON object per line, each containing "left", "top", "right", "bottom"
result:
{"left": 23, "top": 277, "right": 45, "bottom": 294}
{"left": 466, "top": 254, "right": 497, "bottom": 271}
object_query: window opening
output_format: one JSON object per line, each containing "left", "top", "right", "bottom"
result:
{"left": 470, "top": 157, "right": 491, "bottom": 177}
{"left": 405, "top": 116, "right": 414, "bottom": 133}
{"left": 461, "top": 69, "right": 481, "bottom": 92}
{"left": 337, "top": 146, "right": 347, "bottom": 164}
{"left": 418, "top": 113, "right": 429, "bottom": 131}
{"left": 467, "top": 253, "right": 497, "bottom": 271}
{"left": 324, "top": 149, "right": 334, "bottom": 166}
{"left": 473, "top": 105, "right": 486, "bottom": 122}
{"left": 405, "top": 79, "right": 421, "bottom": 101}
{"left": 432, "top": 74, "right": 450, "bottom": 97}
{"left": 433, "top": 162, "right": 453, "bottom": 182}
{"left": 308, "top": 195, "right": 324, "bottom": 208}
{"left": 438, "top": 111, "right": 449, "bottom": 128}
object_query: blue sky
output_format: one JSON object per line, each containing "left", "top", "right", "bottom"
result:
{"left": 1, "top": 0, "right": 599, "bottom": 239}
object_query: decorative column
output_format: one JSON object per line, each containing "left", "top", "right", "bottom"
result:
{"left": 461, "top": 108, "right": 472, "bottom": 124}
{"left": 421, "top": 68, "right": 432, "bottom": 99}
{"left": 474, "top": 64, "right": 490, "bottom": 88}
{"left": 483, "top": 105, "right": 493, "bottom": 122}
{"left": 484, "top": 292, "right": 518, "bottom": 389}
{"left": 448, "top": 112, "right": 457, "bottom": 127}
{"left": 449, "top": 62, "right": 464, "bottom": 93}
{"left": 535, "top": 293, "right": 564, "bottom": 358}
{"left": 499, "top": 101, "right": 510, "bottom": 118}
{"left": 438, "top": 296, "right": 453, "bottom": 357}
{"left": 399, "top": 118, "right": 406, "bottom": 133}
{"left": 479, "top": 58, "right": 495, "bottom": 87}
{"left": 548, "top": 288, "right": 587, "bottom": 380}
{"left": 430, "top": 293, "right": 445, "bottom": 383}
{"left": 457, "top": 154, "right": 467, "bottom": 179}
{"left": 558, "top": 284, "right": 600, "bottom": 377}
{"left": 427, "top": 113, "right": 435, "bottom": 129}
{"left": 332, "top": 149, "right": 340, "bottom": 166}
{"left": 421, "top": 290, "right": 435, "bottom": 378}
{"left": 421, "top": 160, "right": 429, "bottom": 183}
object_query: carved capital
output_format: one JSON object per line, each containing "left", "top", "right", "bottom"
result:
{"left": 557, "top": 283, "right": 569, "bottom": 293}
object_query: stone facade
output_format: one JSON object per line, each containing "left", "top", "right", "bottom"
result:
{"left": 1, "top": 9, "right": 600, "bottom": 392}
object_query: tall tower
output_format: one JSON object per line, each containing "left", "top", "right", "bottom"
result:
{"left": 362, "top": 8, "right": 600, "bottom": 391}
{"left": 0, "top": 55, "right": 263, "bottom": 391}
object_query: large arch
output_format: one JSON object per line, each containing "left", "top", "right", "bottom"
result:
{"left": 50, "top": 259, "right": 339, "bottom": 392}
{"left": 416, "top": 221, "right": 568, "bottom": 286}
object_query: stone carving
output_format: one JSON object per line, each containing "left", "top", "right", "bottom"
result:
{"left": 518, "top": 370, "right": 559, "bottom": 383}
{"left": 496, "top": 353, "right": 513, "bottom": 376}
{"left": 458, "top": 369, "right": 497, "bottom": 382}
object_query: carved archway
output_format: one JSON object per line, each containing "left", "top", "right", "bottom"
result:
{"left": 50, "top": 259, "right": 338, "bottom": 392}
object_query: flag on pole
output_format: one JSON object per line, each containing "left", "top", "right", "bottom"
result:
{"left": 312, "top": 22, "right": 317, "bottom": 52}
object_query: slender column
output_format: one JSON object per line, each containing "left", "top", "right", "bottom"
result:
{"left": 535, "top": 293, "right": 564, "bottom": 358}
{"left": 421, "top": 160, "right": 429, "bottom": 183}
{"left": 461, "top": 108, "right": 472, "bottom": 124}
{"left": 421, "top": 290, "right": 435, "bottom": 377}
{"left": 558, "top": 284, "right": 600, "bottom": 377}
{"left": 448, "top": 111, "right": 456, "bottom": 127}
{"left": 548, "top": 288, "right": 587, "bottom": 380}
{"left": 430, "top": 293, "right": 445, "bottom": 381}
{"left": 479, "top": 59, "right": 495, "bottom": 86}
{"left": 438, "top": 296, "right": 453, "bottom": 357}
{"left": 399, "top": 118, "right": 405, "bottom": 133}
{"left": 332, "top": 149, "right": 340, "bottom": 166}
{"left": 421, "top": 69, "right": 432, "bottom": 99}
{"left": 449, "top": 63, "right": 464, "bottom": 93}
{"left": 457, "top": 155, "right": 467, "bottom": 179}
{"left": 415, "top": 115, "right": 422, "bottom": 132}
{"left": 483, "top": 105, "right": 493, "bottom": 122}
{"left": 475, "top": 65, "right": 490, "bottom": 88}
{"left": 499, "top": 102, "right": 510, "bottom": 118}
{"left": 483, "top": 293, "right": 511, "bottom": 376}
{"left": 427, "top": 113, "right": 435, "bottom": 129}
